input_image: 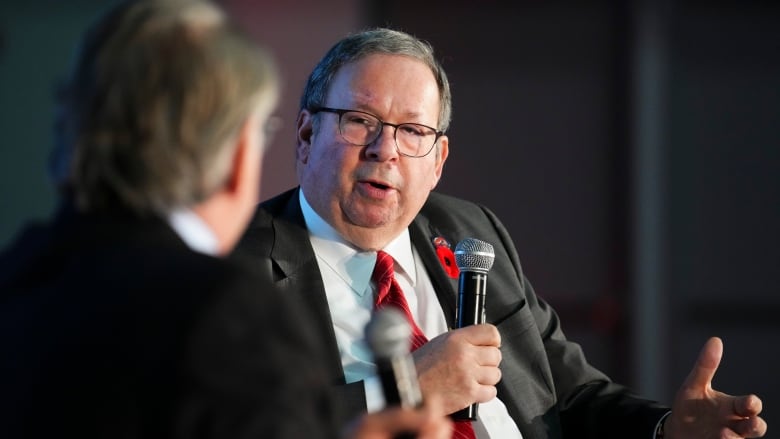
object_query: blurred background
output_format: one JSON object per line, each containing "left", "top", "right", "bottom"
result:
{"left": 2, "top": 0, "right": 777, "bottom": 428}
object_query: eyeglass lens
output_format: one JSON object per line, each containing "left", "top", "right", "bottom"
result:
{"left": 339, "top": 111, "right": 437, "bottom": 157}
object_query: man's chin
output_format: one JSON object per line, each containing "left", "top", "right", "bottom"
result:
{"left": 344, "top": 209, "right": 394, "bottom": 230}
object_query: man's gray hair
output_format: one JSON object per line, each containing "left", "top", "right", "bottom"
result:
{"left": 299, "top": 28, "right": 452, "bottom": 133}
{"left": 51, "top": 0, "right": 279, "bottom": 214}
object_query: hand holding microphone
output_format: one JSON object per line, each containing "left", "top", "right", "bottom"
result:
{"left": 349, "top": 308, "right": 453, "bottom": 439}
{"left": 366, "top": 238, "right": 500, "bottom": 426}
{"left": 404, "top": 237, "right": 501, "bottom": 418}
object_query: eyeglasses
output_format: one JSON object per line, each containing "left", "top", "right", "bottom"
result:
{"left": 312, "top": 107, "right": 443, "bottom": 158}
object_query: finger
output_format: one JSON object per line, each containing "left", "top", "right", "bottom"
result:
{"left": 340, "top": 408, "right": 402, "bottom": 438}
{"left": 730, "top": 415, "right": 768, "bottom": 438}
{"left": 419, "top": 415, "right": 453, "bottom": 439}
{"left": 417, "top": 396, "right": 454, "bottom": 439}
{"left": 460, "top": 324, "right": 501, "bottom": 347}
{"left": 474, "top": 345, "right": 502, "bottom": 367}
{"left": 367, "top": 407, "right": 428, "bottom": 435}
{"left": 682, "top": 336, "right": 723, "bottom": 391}
{"left": 734, "top": 394, "right": 763, "bottom": 417}
{"left": 473, "top": 382, "right": 498, "bottom": 403}
{"left": 475, "top": 364, "right": 502, "bottom": 386}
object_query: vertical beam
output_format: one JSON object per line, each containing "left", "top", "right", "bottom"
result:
{"left": 630, "top": 0, "right": 671, "bottom": 402}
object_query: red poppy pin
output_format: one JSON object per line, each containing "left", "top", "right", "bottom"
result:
{"left": 433, "top": 236, "right": 459, "bottom": 279}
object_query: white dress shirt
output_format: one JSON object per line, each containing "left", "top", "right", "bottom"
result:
{"left": 167, "top": 207, "right": 219, "bottom": 256}
{"left": 299, "top": 191, "right": 522, "bottom": 439}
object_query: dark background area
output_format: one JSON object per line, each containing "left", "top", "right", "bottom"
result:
{"left": 2, "top": 0, "right": 777, "bottom": 428}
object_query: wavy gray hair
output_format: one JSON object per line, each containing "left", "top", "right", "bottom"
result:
{"left": 299, "top": 28, "right": 452, "bottom": 133}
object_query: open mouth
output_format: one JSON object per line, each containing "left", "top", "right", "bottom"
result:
{"left": 368, "top": 181, "right": 390, "bottom": 190}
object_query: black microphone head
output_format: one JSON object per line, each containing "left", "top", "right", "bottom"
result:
{"left": 455, "top": 238, "right": 495, "bottom": 273}
{"left": 365, "top": 307, "right": 412, "bottom": 359}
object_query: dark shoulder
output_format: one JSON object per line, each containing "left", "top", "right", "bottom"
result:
{"left": 423, "top": 191, "right": 484, "bottom": 212}
{"left": 236, "top": 187, "right": 301, "bottom": 257}
{"left": 420, "top": 191, "right": 497, "bottom": 230}
{"left": 187, "top": 255, "right": 307, "bottom": 345}
{"left": 249, "top": 187, "right": 299, "bottom": 225}
{"left": 184, "top": 252, "right": 336, "bottom": 438}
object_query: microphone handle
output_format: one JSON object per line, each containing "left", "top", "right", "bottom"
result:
{"left": 456, "top": 271, "right": 487, "bottom": 328}
{"left": 376, "top": 356, "right": 423, "bottom": 439}
{"left": 452, "top": 270, "right": 487, "bottom": 421}
{"left": 376, "top": 356, "right": 423, "bottom": 408}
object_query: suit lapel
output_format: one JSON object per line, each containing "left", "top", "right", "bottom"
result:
{"left": 409, "top": 215, "right": 458, "bottom": 328}
{"left": 269, "top": 193, "right": 317, "bottom": 277}
{"left": 270, "top": 190, "right": 347, "bottom": 383}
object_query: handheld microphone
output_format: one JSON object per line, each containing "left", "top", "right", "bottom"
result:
{"left": 365, "top": 307, "right": 424, "bottom": 410}
{"left": 452, "top": 237, "right": 495, "bottom": 421}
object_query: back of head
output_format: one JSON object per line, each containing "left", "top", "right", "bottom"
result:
{"left": 51, "top": 0, "right": 279, "bottom": 215}
{"left": 299, "top": 28, "right": 452, "bottom": 132}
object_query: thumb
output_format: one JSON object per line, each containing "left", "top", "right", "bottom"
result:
{"left": 682, "top": 337, "right": 723, "bottom": 392}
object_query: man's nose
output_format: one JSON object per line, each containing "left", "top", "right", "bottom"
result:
{"left": 364, "top": 125, "right": 399, "bottom": 160}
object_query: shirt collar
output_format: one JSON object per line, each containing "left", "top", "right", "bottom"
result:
{"left": 299, "top": 190, "right": 417, "bottom": 296}
{"left": 166, "top": 207, "right": 219, "bottom": 256}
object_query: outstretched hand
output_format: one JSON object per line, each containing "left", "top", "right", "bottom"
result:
{"left": 666, "top": 337, "right": 767, "bottom": 439}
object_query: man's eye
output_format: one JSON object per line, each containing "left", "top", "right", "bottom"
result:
{"left": 345, "top": 114, "right": 374, "bottom": 126}
{"left": 401, "top": 125, "right": 427, "bottom": 137}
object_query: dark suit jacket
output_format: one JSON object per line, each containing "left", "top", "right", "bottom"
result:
{"left": 236, "top": 187, "right": 670, "bottom": 439}
{"left": 0, "top": 203, "right": 337, "bottom": 439}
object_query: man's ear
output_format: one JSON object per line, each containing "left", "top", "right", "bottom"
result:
{"left": 431, "top": 135, "right": 449, "bottom": 189}
{"left": 225, "top": 116, "right": 256, "bottom": 194}
{"left": 296, "top": 110, "right": 314, "bottom": 165}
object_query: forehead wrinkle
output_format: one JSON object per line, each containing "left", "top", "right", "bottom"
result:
{"left": 330, "top": 58, "right": 439, "bottom": 125}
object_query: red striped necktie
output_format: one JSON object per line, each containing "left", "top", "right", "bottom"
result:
{"left": 372, "top": 250, "right": 476, "bottom": 439}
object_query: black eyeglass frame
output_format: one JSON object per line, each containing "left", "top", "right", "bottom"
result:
{"left": 311, "top": 106, "right": 444, "bottom": 158}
